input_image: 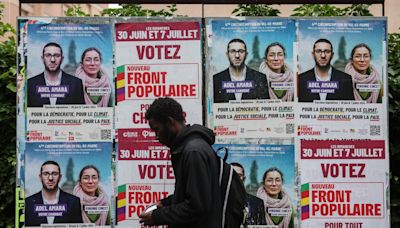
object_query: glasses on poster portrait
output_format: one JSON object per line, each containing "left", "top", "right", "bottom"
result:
{"left": 228, "top": 49, "right": 246, "bottom": 55}
{"left": 43, "top": 53, "right": 62, "bottom": 59}
{"left": 41, "top": 172, "right": 60, "bottom": 178}
{"left": 353, "top": 54, "right": 371, "bottom": 61}
{"left": 81, "top": 175, "right": 99, "bottom": 182}
{"left": 314, "top": 49, "right": 332, "bottom": 55}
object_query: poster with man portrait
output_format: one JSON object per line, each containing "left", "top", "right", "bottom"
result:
{"left": 206, "top": 18, "right": 296, "bottom": 140}
{"left": 24, "top": 142, "right": 112, "bottom": 227}
{"left": 214, "top": 143, "right": 296, "bottom": 228}
{"left": 296, "top": 19, "right": 387, "bottom": 139}
{"left": 26, "top": 23, "right": 114, "bottom": 142}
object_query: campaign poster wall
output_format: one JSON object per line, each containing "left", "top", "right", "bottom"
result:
{"left": 214, "top": 143, "right": 296, "bottom": 227}
{"left": 114, "top": 19, "right": 203, "bottom": 227}
{"left": 206, "top": 18, "right": 296, "bottom": 140}
{"left": 297, "top": 19, "right": 389, "bottom": 227}
{"left": 26, "top": 23, "right": 114, "bottom": 142}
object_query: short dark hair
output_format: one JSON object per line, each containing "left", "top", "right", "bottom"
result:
{"left": 41, "top": 160, "right": 61, "bottom": 173}
{"left": 313, "top": 38, "right": 333, "bottom": 51}
{"left": 145, "top": 97, "right": 185, "bottom": 123}
{"left": 81, "top": 47, "right": 102, "bottom": 63}
{"left": 42, "top": 42, "right": 63, "bottom": 56}
{"left": 230, "top": 162, "right": 245, "bottom": 175}
{"left": 227, "top": 38, "right": 247, "bottom": 51}
{"left": 262, "top": 167, "right": 284, "bottom": 183}
{"left": 264, "top": 42, "right": 286, "bottom": 58}
{"left": 350, "top": 43, "right": 372, "bottom": 60}
{"left": 79, "top": 165, "right": 100, "bottom": 181}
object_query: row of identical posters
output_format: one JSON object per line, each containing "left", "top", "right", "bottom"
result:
{"left": 206, "top": 18, "right": 388, "bottom": 228}
{"left": 114, "top": 19, "right": 203, "bottom": 227}
{"left": 19, "top": 18, "right": 114, "bottom": 227}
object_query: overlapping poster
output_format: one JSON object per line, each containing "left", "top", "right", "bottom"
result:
{"left": 24, "top": 21, "right": 114, "bottom": 227}
{"left": 114, "top": 20, "right": 202, "bottom": 227}
{"left": 214, "top": 144, "right": 296, "bottom": 227}
{"left": 206, "top": 19, "right": 296, "bottom": 140}
{"left": 26, "top": 23, "right": 114, "bottom": 142}
{"left": 297, "top": 19, "right": 389, "bottom": 227}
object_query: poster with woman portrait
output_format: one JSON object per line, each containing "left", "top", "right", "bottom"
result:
{"left": 214, "top": 143, "right": 296, "bottom": 228}
{"left": 206, "top": 18, "right": 296, "bottom": 140}
{"left": 296, "top": 19, "right": 387, "bottom": 140}
{"left": 26, "top": 23, "right": 114, "bottom": 143}
{"left": 24, "top": 142, "right": 112, "bottom": 227}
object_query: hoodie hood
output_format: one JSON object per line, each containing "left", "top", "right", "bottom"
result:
{"left": 170, "top": 124, "right": 215, "bottom": 153}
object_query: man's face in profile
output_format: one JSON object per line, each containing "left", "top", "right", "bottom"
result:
{"left": 42, "top": 46, "right": 63, "bottom": 73}
{"left": 40, "top": 164, "right": 61, "bottom": 192}
{"left": 312, "top": 42, "right": 333, "bottom": 69}
{"left": 227, "top": 42, "right": 247, "bottom": 69}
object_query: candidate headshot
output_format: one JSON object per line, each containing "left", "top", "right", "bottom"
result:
{"left": 231, "top": 162, "right": 266, "bottom": 226}
{"left": 73, "top": 165, "right": 110, "bottom": 225}
{"left": 259, "top": 42, "right": 294, "bottom": 101}
{"left": 25, "top": 160, "right": 83, "bottom": 226}
{"left": 213, "top": 38, "right": 269, "bottom": 103}
{"left": 298, "top": 38, "right": 355, "bottom": 102}
{"left": 27, "top": 42, "right": 85, "bottom": 107}
{"left": 75, "top": 47, "right": 112, "bottom": 107}
{"left": 256, "top": 167, "right": 294, "bottom": 228}
{"left": 345, "top": 43, "right": 382, "bottom": 103}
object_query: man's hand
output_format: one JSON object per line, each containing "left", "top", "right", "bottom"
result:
{"left": 155, "top": 201, "right": 163, "bottom": 208}
{"left": 139, "top": 211, "right": 155, "bottom": 226}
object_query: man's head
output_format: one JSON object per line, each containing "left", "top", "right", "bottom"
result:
{"left": 312, "top": 39, "right": 334, "bottom": 71}
{"left": 145, "top": 97, "right": 185, "bottom": 148}
{"left": 226, "top": 39, "right": 248, "bottom": 70}
{"left": 41, "top": 42, "right": 64, "bottom": 74}
{"left": 231, "top": 162, "right": 245, "bottom": 182}
{"left": 39, "top": 160, "right": 62, "bottom": 193}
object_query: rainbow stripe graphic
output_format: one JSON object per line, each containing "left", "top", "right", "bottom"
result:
{"left": 117, "top": 184, "right": 127, "bottom": 222}
{"left": 116, "top": 65, "right": 126, "bottom": 103}
{"left": 301, "top": 183, "right": 310, "bottom": 220}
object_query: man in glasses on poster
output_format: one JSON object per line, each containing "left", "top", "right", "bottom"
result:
{"left": 27, "top": 42, "right": 85, "bottom": 107}
{"left": 25, "top": 161, "right": 83, "bottom": 226}
{"left": 298, "top": 38, "right": 355, "bottom": 102}
{"left": 213, "top": 38, "right": 269, "bottom": 103}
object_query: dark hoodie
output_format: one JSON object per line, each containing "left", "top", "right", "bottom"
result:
{"left": 152, "top": 124, "right": 222, "bottom": 228}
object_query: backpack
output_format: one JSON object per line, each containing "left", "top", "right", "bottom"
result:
{"left": 215, "top": 147, "right": 247, "bottom": 228}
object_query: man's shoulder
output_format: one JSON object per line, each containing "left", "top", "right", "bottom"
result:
{"left": 247, "top": 193, "right": 263, "bottom": 203}
{"left": 26, "top": 191, "right": 42, "bottom": 202}
{"left": 299, "top": 68, "right": 314, "bottom": 78}
{"left": 213, "top": 68, "right": 229, "bottom": 79}
{"left": 332, "top": 67, "right": 352, "bottom": 79}
{"left": 60, "top": 189, "right": 80, "bottom": 202}
{"left": 28, "top": 73, "right": 45, "bottom": 83}
{"left": 246, "top": 66, "right": 265, "bottom": 77}
{"left": 62, "top": 71, "right": 82, "bottom": 82}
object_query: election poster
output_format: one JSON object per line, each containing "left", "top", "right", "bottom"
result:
{"left": 114, "top": 19, "right": 203, "bottom": 227}
{"left": 299, "top": 139, "right": 389, "bottom": 227}
{"left": 26, "top": 23, "right": 114, "bottom": 142}
{"left": 24, "top": 142, "right": 113, "bottom": 227}
{"left": 206, "top": 18, "right": 296, "bottom": 140}
{"left": 297, "top": 19, "right": 389, "bottom": 227}
{"left": 214, "top": 143, "right": 296, "bottom": 228}
{"left": 296, "top": 19, "right": 387, "bottom": 139}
